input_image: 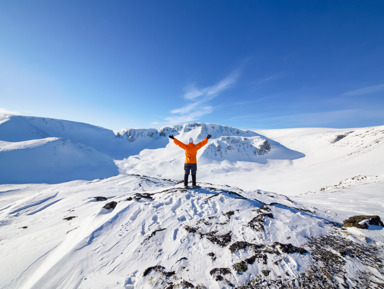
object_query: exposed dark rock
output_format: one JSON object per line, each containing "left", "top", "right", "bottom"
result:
{"left": 229, "top": 241, "right": 263, "bottom": 253}
{"left": 95, "top": 196, "right": 108, "bottom": 201}
{"left": 143, "top": 265, "right": 165, "bottom": 277}
{"left": 233, "top": 261, "right": 248, "bottom": 274}
{"left": 20, "top": 226, "right": 28, "bottom": 229}
{"left": 142, "top": 265, "right": 175, "bottom": 278}
{"left": 332, "top": 131, "right": 353, "bottom": 143}
{"left": 143, "top": 228, "right": 166, "bottom": 242}
{"left": 237, "top": 233, "right": 384, "bottom": 289}
{"left": 223, "top": 211, "right": 235, "bottom": 219}
{"left": 179, "top": 280, "right": 194, "bottom": 288}
{"left": 185, "top": 224, "right": 231, "bottom": 247}
{"left": 258, "top": 140, "right": 271, "bottom": 155}
{"left": 63, "top": 216, "right": 77, "bottom": 221}
{"left": 343, "top": 215, "right": 384, "bottom": 229}
{"left": 210, "top": 268, "right": 231, "bottom": 276}
{"left": 230, "top": 242, "right": 307, "bottom": 274}
{"left": 205, "top": 232, "right": 232, "bottom": 247}
{"left": 333, "top": 134, "right": 347, "bottom": 143}
{"left": 197, "top": 218, "right": 213, "bottom": 226}
{"left": 262, "top": 270, "right": 270, "bottom": 276}
{"left": 134, "top": 193, "right": 154, "bottom": 201}
{"left": 247, "top": 213, "right": 274, "bottom": 231}
{"left": 260, "top": 204, "right": 272, "bottom": 212}
{"left": 184, "top": 225, "right": 199, "bottom": 233}
{"left": 271, "top": 242, "right": 308, "bottom": 255}
{"left": 215, "top": 275, "right": 224, "bottom": 281}
{"left": 103, "top": 201, "right": 117, "bottom": 210}
{"left": 245, "top": 253, "right": 268, "bottom": 265}
{"left": 208, "top": 252, "right": 216, "bottom": 261}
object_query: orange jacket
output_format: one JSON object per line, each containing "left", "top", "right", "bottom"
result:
{"left": 173, "top": 137, "right": 208, "bottom": 163}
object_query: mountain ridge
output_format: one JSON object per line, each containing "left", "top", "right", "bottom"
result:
{"left": 0, "top": 114, "right": 304, "bottom": 184}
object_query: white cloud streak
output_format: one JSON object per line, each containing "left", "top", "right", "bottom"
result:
{"left": 229, "top": 109, "right": 371, "bottom": 128}
{"left": 0, "top": 107, "right": 20, "bottom": 115}
{"left": 166, "top": 106, "right": 213, "bottom": 124}
{"left": 165, "top": 70, "right": 240, "bottom": 125}
{"left": 342, "top": 83, "right": 384, "bottom": 97}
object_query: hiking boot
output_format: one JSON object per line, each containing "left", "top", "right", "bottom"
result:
{"left": 192, "top": 174, "right": 196, "bottom": 187}
{"left": 184, "top": 174, "right": 189, "bottom": 188}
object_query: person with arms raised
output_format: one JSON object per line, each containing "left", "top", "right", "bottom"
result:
{"left": 169, "top": 134, "right": 211, "bottom": 188}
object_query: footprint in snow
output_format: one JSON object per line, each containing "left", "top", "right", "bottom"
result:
{"left": 130, "top": 208, "right": 141, "bottom": 221}
{"left": 124, "top": 270, "right": 137, "bottom": 289}
{"left": 177, "top": 215, "right": 187, "bottom": 222}
{"left": 173, "top": 228, "right": 179, "bottom": 240}
{"left": 171, "top": 198, "right": 182, "bottom": 213}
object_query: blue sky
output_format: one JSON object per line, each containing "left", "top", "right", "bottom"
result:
{"left": 1, "top": 0, "right": 383, "bottom": 130}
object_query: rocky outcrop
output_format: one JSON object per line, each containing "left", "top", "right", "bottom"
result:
{"left": 343, "top": 215, "right": 384, "bottom": 229}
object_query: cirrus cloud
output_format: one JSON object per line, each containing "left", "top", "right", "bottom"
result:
{"left": 342, "top": 83, "right": 384, "bottom": 97}
{"left": 164, "top": 70, "right": 240, "bottom": 125}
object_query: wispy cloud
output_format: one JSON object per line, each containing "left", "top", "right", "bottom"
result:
{"left": 165, "top": 106, "right": 213, "bottom": 124}
{"left": 164, "top": 70, "right": 240, "bottom": 125}
{"left": 264, "top": 109, "right": 362, "bottom": 126}
{"left": 0, "top": 107, "right": 20, "bottom": 115}
{"left": 250, "top": 73, "right": 287, "bottom": 90}
{"left": 342, "top": 83, "right": 384, "bottom": 97}
{"left": 230, "top": 109, "right": 370, "bottom": 129}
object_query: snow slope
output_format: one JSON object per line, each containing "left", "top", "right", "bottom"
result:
{"left": 0, "top": 175, "right": 382, "bottom": 289}
{"left": 117, "top": 122, "right": 304, "bottom": 181}
{"left": 0, "top": 137, "right": 118, "bottom": 184}
{"left": 253, "top": 126, "right": 384, "bottom": 194}
{"left": 0, "top": 115, "right": 123, "bottom": 158}
{"left": 0, "top": 115, "right": 303, "bottom": 184}
{"left": 118, "top": 125, "right": 384, "bottom": 196}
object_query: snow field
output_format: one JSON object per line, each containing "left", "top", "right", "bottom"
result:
{"left": 0, "top": 115, "right": 383, "bottom": 288}
{"left": 0, "top": 175, "right": 336, "bottom": 288}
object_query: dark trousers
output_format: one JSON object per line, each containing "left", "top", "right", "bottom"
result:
{"left": 184, "top": 163, "right": 197, "bottom": 186}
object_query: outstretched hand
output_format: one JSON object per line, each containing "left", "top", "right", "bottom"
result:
{"left": 207, "top": 134, "right": 212, "bottom": 139}
{"left": 169, "top": 135, "right": 174, "bottom": 139}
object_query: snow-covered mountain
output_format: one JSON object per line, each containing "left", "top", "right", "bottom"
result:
{"left": 0, "top": 115, "right": 123, "bottom": 158}
{"left": 0, "top": 115, "right": 303, "bottom": 184}
{"left": 0, "top": 114, "right": 383, "bottom": 288}
{"left": 0, "top": 137, "right": 118, "bottom": 184}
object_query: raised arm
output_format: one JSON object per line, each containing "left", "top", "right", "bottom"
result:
{"left": 195, "top": 134, "right": 211, "bottom": 150}
{"left": 172, "top": 137, "right": 187, "bottom": 150}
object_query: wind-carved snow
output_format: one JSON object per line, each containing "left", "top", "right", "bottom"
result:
{"left": 0, "top": 174, "right": 382, "bottom": 289}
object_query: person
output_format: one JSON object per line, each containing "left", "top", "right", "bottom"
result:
{"left": 169, "top": 134, "right": 212, "bottom": 188}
